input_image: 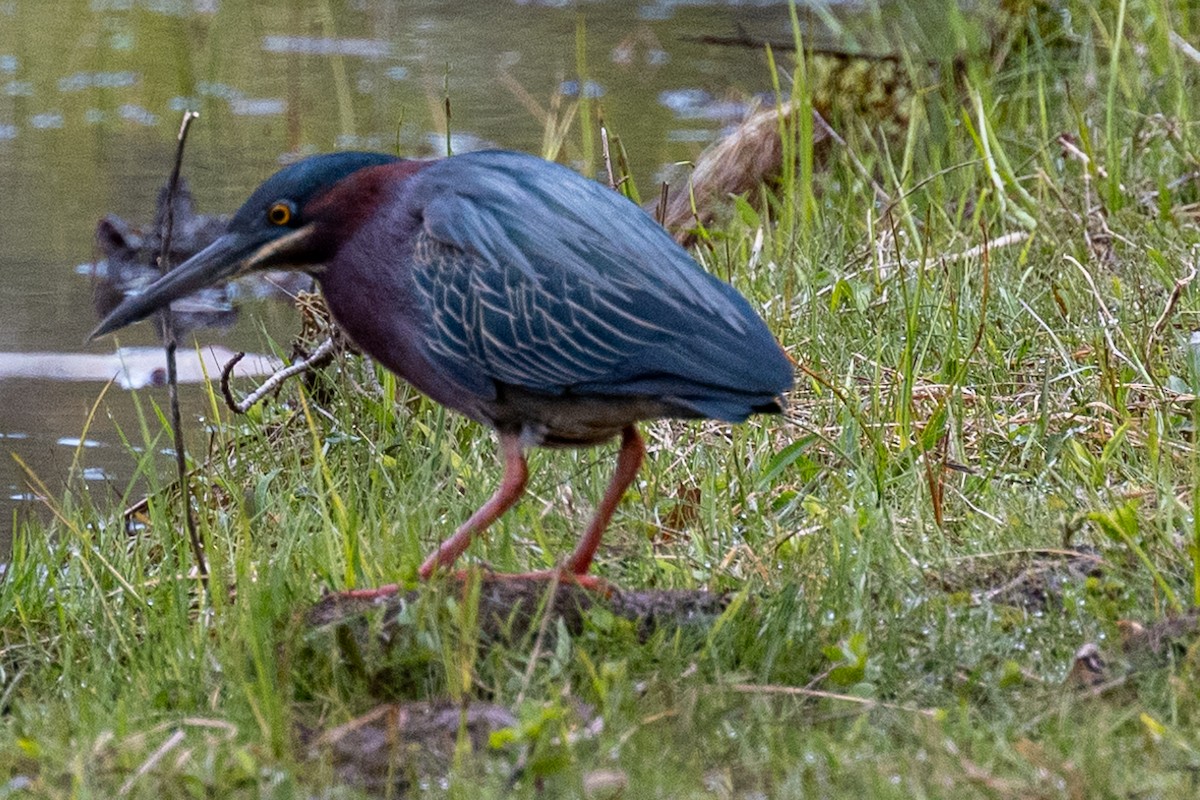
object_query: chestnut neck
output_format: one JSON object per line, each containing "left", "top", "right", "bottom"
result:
{"left": 302, "top": 159, "right": 433, "bottom": 258}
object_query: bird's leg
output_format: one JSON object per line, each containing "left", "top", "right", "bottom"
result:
{"left": 437, "top": 426, "right": 643, "bottom": 590}
{"left": 418, "top": 432, "right": 528, "bottom": 579}
{"left": 564, "top": 425, "right": 645, "bottom": 575}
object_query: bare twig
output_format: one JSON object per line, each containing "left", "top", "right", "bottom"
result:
{"left": 1150, "top": 257, "right": 1197, "bottom": 342}
{"left": 1058, "top": 133, "right": 1129, "bottom": 196}
{"left": 1064, "top": 254, "right": 1154, "bottom": 386}
{"left": 0, "top": 666, "right": 27, "bottom": 714}
{"left": 682, "top": 27, "right": 938, "bottom": 67}
{"left": 157, "top": 110, "right": 206, "bottom": 581}
{"left": 600, "top": 125, "right": 617, "bottom": 190}
{"left": 514, "top": 571, "right": 562, "bottom": 707}
{"left": 920, "top": 219, "right": 992, "bottom": 528}
{"left": 816, "top": 231, "right": 1029, "bottom": 297}
{"left": 221, "top": 337, "right": 339, "bottom": 414}
{"left": 812, "top": 108, "right": 890, "bottom": 207}
{"left": 655, "top": 181, "right": 669, "bottom": 227}
{"left": 1170, "top": 30, "right": 1200, "bottom": 65}
{"left": 219, "top": 352, "right": 247, "bottom": 411}
{"left": 727, "top": 682, "right": 939, "bottom": 717}
{"left": 118, "top": 729, "right": 185, "bottom": 796}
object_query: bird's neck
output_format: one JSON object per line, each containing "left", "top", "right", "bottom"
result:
{"left": 304, "top": 159, "right": 434, "bottom": 254}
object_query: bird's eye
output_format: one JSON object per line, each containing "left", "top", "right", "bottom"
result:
{"left": 267, "top": 202, "right": 294, "bottom": 226}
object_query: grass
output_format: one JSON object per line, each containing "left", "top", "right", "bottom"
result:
{"left": 5, "top": 0, "right": 1200, "bottom": 796}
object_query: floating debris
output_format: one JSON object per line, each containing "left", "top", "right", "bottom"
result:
{"left": 86, "top": 179, "right": 312, "bottom": 338}
{"left": 57, "top": 71, "right": 138, "bottom": 92}
{"left": 559, "top": 79, "right": 605, "bottom": 98}
{"left": 90, "top": 180, "right": 234, "bottom": 333}
{"left": 29, "top": 112, "right": 64, "bottom": 129}
{"left": 658, "top": 101, "right": 834, "bottom": 244}
{"left": 658, "top": 88, "right": 748, "bottom": 121}
{"left": 229, "top": 97, "right": 286, "bottom": 116}
{"left": 422, "top": 131, "right": 493, "bottom": 156}
{"left": 118, "top": 103, "right": 158, "bottom": 126}
{"left": 56, "top": 437, "right": 104, "bottom": 449}
{"left": 0, "top": 347, "right": 280, "bottom": 389}
{"left": 195, "top": 81, "right": 244, "bottom": 102}
{"left": 666, "top": 128, "right": 717, "bottom": 143}
{"left": 262, "top": 35, "right": 391, "bottom": 59}
{"left": 611, "top": 28, "right": 669, "bottom": 67}
{"left": 167, "top": 95, "right": 200, "bottom": 112}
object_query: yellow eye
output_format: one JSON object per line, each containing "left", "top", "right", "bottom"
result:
{"left": 267, "top": 202, "right": 293, "bottom": 226}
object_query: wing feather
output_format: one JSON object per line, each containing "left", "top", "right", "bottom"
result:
{"left": 404, "top": 150, "right": 792, "bottom": 419}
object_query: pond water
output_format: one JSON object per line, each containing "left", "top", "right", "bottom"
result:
{"left": 0, "top": 0, "right": 883, "bottom": 547}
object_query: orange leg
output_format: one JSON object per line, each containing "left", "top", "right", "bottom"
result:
{"left": 336, "top": 427, "right": 640, "bottom": 601}
{"left": 564, "top": 425, "right": 644, "bottom": 575}
{"left": 423, "top": 425, "right": 642, "bottom": 582}
{"left": 418, "top": 432, "right": 528, "bottom": 579}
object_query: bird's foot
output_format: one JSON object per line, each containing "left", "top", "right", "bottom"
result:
{"left": 322, "top": 570, "right": 613, "bottom": 607}
{"left": 329, "top": 583, "right": 402, "bottom": 603}
{"left": 466, "top": 568, "right": 615, "bottom": 597}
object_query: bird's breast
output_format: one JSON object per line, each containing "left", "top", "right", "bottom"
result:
{"left": 316, "top": 231, "right": 494, "bottom": 426}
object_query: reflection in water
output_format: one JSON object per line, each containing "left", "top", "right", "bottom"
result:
{"left": 58, "top": 71, "right": 139, "bottom": 92}
{"left": 89, "top": 180, "right": 236, "bottom": 333}
{"left": 86, "top": 178, "right": 313, "bottom": 334}
{"left": 0, "top": 347, "right": 279, "bottom": 389}
{"left": 230, "top": 98, "right": 288, "bottom": 117}
{"left": 262, "top": 36, "right": 393, "bottom": 58}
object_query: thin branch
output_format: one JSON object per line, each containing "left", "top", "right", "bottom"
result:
{"left": 682, "top": 27, "right": 937, "bottom": 67}
{"left": 812, "top": 108, "right": 891, "bottom": 207}
{"left": 221, "top": 337, "right": 338, "bottom": 414}
{"left": 1064, "top": 254, "right": 1154, "bottom": 386}
{"left": 1150, "top": 257, "right": 1197, "bottom": 342}
{"left": 157, "top": 110, "right": 206, "bottom": 581}
{"left": 655, "top": 181, "right": 669, "bottom": 227}
{"left": 816, "top": 231, "right": 1029, "bottom": 297}
{"left": 600, "top": 125, "right": 617, "bottom": 190}
{"left": 1170, "top": 30, "right": 1200, "bottom": 65}
{"left": 514, "top": 571, "right": 562, "bottom": 707}
{"left": 727, "top": 682, "right": 939, "bottom": 717}
{"left": 118, "top": 728, "right": 185, "bottom": 797}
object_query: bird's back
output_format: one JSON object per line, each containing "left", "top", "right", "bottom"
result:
{"left": 377, "top": 150, "right": 794, "bottom": 425}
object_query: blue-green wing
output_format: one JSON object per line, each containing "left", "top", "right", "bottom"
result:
{"left": 406, "top": 150, "right": 792, "bottom": 420}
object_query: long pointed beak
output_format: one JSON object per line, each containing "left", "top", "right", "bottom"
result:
{"left": 88, "top": 232, "right": 263, "bottom": 340}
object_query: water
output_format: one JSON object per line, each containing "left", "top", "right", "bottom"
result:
{"left": 0, "top": 0, "right": 876, "bottom": 546}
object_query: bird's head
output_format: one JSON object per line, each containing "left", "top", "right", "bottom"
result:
{"left": 89, "top": 151, "right": 400, "bottom": 340}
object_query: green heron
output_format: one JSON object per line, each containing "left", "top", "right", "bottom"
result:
{"left": 92, "top": 150, "right": 793, "bottom": 588}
